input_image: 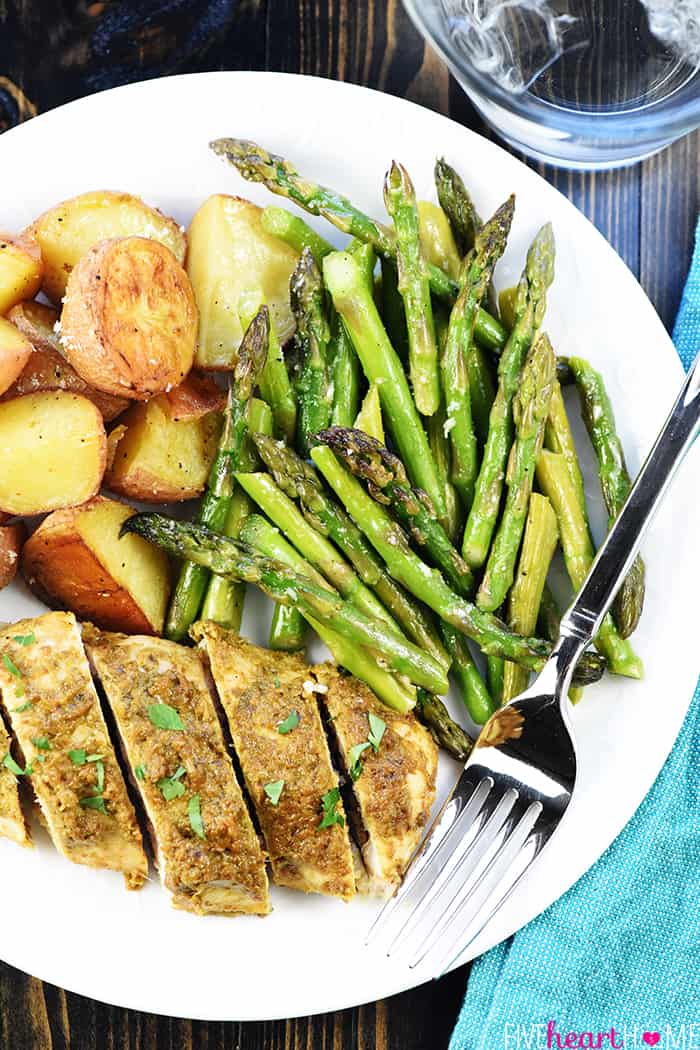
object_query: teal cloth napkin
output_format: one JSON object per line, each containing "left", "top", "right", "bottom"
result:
{"left": 450, "top": 222, "right": 700, "bottom": 1050}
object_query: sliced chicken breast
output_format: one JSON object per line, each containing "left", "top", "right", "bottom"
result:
{"left": 85, "top": 626, "right": 270, "bottom": 916}
{"left": 193, "top": 622, "right": 356, "bottom": 901}
{"left": 312, "top": 663, "right": 438, "bottom": 895}
{"left": 0, "top": 717, "right": 31, "bottom": 847}
{"left": 0, "top": 613, "right": 147, "bottom": 888}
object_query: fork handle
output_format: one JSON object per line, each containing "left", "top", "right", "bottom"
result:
{"left": 561, "top": 348, "right": 700, "bottom": 644}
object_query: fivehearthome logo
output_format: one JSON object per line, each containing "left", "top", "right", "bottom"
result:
{"left": 502, "top": 1022, "right": 700, "bottom": 1048}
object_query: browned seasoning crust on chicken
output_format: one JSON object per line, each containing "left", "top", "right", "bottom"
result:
{"left": 84, "top": 625, "right": 270, "bottom": 916}
{"left": 192, "top": 622, "right": 356, "bottom": 901}
{"left": 312, "top": 663, "right": 438, "bottom": 894}
{"left": 0, "top": 715, "right": 31, "bottom": 847}
{"left": 0, "top": 612, "right": 147, "bottom": 887}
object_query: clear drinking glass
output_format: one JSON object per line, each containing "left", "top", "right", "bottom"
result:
{"left": 403, "top": 0, "right": 700, "bottom": 169}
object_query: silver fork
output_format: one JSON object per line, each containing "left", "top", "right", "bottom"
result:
{"left": 367, "top": 348, "right": 700, "bottom": 976}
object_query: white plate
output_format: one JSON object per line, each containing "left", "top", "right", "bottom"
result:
{"left": 0, "top": 71, "right": 697, "bottom": 1022}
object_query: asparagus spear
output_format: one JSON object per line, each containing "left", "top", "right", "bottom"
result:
{"left": 426, "top": 408, "right": 461, "bottom": 543}
{"left": 269, "top": 604, "right": 307, "bottom": 651}
{"left": 502, "top": 493, "right": 559, "bottom": 703}
{"left": 165, "top": 307, "right": 269, "bottom": 641}
{"left": 467, "top": 343, "right": 497, "bottom": 449}
{"left": 199, "top": 398, "right": 273, "bottom": 628}
{"left": 329, "top": 311, "right": 362, "bottom": 428}
{"left": 261, "top": 205, "right": 334, "bottom": 263}
{"left": 354, "top": 383, "right": 384, "bottom": 442}
{"left": 210, "top": 138, "right": 508, "bottom": 349}
{"left": 384, "top": 161, "right": 440, "bottom": 416}
{"left": 317, "top": 427, "right": 474, "bottom": 598}
{"left": 241, "top": 514, "right": 416, "bottom": 714}
{"left": 310, "top": 446, "right": 604, "bottom": 685}
{"left": 536, "top": 449, "right": 643, "bottom": 678}
{"left": 568, "top": 355, "right": 646, "bottom": 639}
{"left": 252, "top": 432, "right": 449, "bottom": 668}
{"left": 544, "top": 378, "right": 586, "bottom": 512}
{"left": 322, "top": 250, "right": 446, "bottom": 522}
{"left": 235, "top": 470, "right": 402, "bottom": 630}
{"left": 240, "top": 297, "right": 297, "bottom": 444}
{"left": 487, "top": 655, "right": 505, "bottom": 707}
{"left": 462, "top": 223, "right": 556, "bottom": 568}
{"left": 537, "top": 582, "right": 562, "bottom": 643}
{"left": 442, "top": 196, "right": 515, "bottom": 505}
{"left": 478, "top": 332, "right": 556, "bottom": 612}
{"left": 123, "top": 514, "right": 449, "bottom": 695}
{"left": 416, "top": 689, "right": 474, "bottom": 762}
{"left": 291, "top": 247, "right": 333, "bottom": 454}
{"left": 439, "top": 622, "right": 494, "bottom": 725}
{"left": 380, "top": 257, "right": 409, "bottom": 362}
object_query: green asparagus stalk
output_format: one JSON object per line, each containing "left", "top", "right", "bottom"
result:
{"left": 317, "top": 427, "right": 474, "bottom": 598}
{"left": 322, "top": 250, "right": 446, "bottom": 522}
{"left": 467, "top": 343, "right": 497, "bottom": 449}
{"left": 544, "top": 379, "right": 586, "bottom": 512}
{"left": 416, "top": 689, "right": 474, "bottom": 761}
{"left": 240, "top": 514, "right": 416, "bottom": 713}
{"left": 426, "top": 408, "right": 462, "bottom": 543}
{"left": 210, "top": 138, "right": 508, "bottom": 349}
{"left": 439, "top": 622, "right": 495, "bottom": 725}
{"left": 380, "top": 257, "right": 409, "bottom": 361}
{"left": 240, "top": 297, "right": 297, "bottom": 444}
{"left": 442, "top": 197, "right": 515, "bottom": 504}
{"left": 462, "top": 223, "right": 556, "bottom": 568}
{"left": 310, "top": 446, "right": 605, "bottom": 685}
{"left": 251, "top": 432, "right": 449, "bottom": 669}
{"left": 536, "top": 449, "right": 643, "bottom": 678}
{"left": 502, "top": 493, "right": 559, "bottom": 703}
{"left": 165, "top": 307, "right": 269, "bottom": 641}
{"left": 261, "top": 205, "right": 334, "bottom": 263}
{"left": 478, "top": 332, "right": 556, "bottom": 612}
{"left": 269, "top": 604, "right": 307, "bottom": 651}
{"left": 537, "top": 583, "right": 562, "bottom": 643}
{"left": 347, "top": 239, "right": 377, "bottom": 292}
{"left": 329, "top": 311, "right": 362, "bottom": 428}
{"left": 291, "top": 247, "right": 333, "bottom": 453}
{"left": 568, "top": 355, "right": 646, "bottom": 639}
{"left": 354, "top": 383, "right": 384, "bottom": 442}
{"left": 384, "top": 161, "right": 440, "bottom": 416}
{"left": 417, "top": 200, "right": 462, "bottom": 280}
{"left": 199, "top": 398, "right": 273, "bottom": 628}
{"left": 124, "top": 514, "right": 449, "bottom": 695}
{"left": 487, "top": 656, "right": 505, "bottom": 707}
{"left": 498, "top": 286, "right": 518, "bottom": 330}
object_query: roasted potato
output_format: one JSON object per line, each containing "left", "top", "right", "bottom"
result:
{"left": 0, "top": 232, "right": 43, "bottom": 316}
{"left": 163, "top": 370, "right": 225, "bottom": 422}
{"left": 0, "top": 317, "right": 33, "bottom": 397}
{"left": 0, "top": 521, "right": 25, "bottom": 590}
{"left": 60, "top": 237, "right": 197, "bottom": 400}
{"left": 28, "top": 190, "right": 186, "bottom": 304}
{"left": 0, "top": 391, "right": 106, "bottom": 515}
{"left": 7, "top": 300, "right": 62, "bottom": 354}
{"left": 21, "top": 496, "right": 170, "bottom": 635}
{"left": 187, "top": 195, "right": 297, "bottom": 369}
{"left": 105, "top": 395, "right": 221, "bottom": 502}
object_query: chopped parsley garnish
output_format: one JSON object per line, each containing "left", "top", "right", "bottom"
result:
{"left": 348, "top": 741, "right": 371, "bottom": 782}
{"left": 368, "top": 713, "right": 386, "bottom": 752}
{"left": 79, "top": 795, "right": 108, "bottom": 814}
{"left": 2, "top": 753, "right": 32, "bottom": 777}
{"left": 157, "top": 765, "right": 186, "bottom": 801}
{"left": 318, "top": 787, "right": 344, "bottom": 829}
{"left": 14, "top": 685, "right": 24, "bottom": 699}
{"left": 273, "top": 676, "right": 281, "bottom": 688}
{"left": 134, "top": 764, "right": 147, "bottom": 782}
{"left": 277, "top": 710, "right": 300, "bottom": 735}
{"left": 93, "top": 759, "right": 105, "bottom": 795}
{"left": 2, "top": 653, "right": 21, "bottom": 677}
{"left": 13, "top": 700, "right": 32, "bottom": 713}
{"left": 147, "top": 703, "right": 185, "bottom": 731}
{"left": 188, "top": 794, "right": 206, "bottom": 839}
{"left": 32, "top": 737, "right": 52, "bottom": 751}
{"left": 264, "top": 779, "right": 285, "bottom": 806}
{"left": 13, "top": 633, "right": 35, "bottom": 647}
{"left": 68, "top": 750, "right": 104, "bottom": 767}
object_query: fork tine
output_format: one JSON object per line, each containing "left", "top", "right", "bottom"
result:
{"left": 422, "top": 802, "right": 543, "bottom": 975}
{"left": 406, "top": 789, "right": 521, "bottom": 966}
{"left": 365, "top": 773, "right": 493, "bottom": 946}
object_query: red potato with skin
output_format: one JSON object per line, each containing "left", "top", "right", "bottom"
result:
{"left": 0, "top": 521, "right": 25, "bottom": 590}
{"left": 0, "top": 232, "right": 43, "bottom": 315}
{"left": 163, "top": 370, "right": 225, "bottom": 421}
{"left": 0, "top": 318, "right": 33, "bottom": 396}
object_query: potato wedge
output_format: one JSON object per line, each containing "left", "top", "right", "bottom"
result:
{"left": 7, "top": 300, "right": 62, "bottom": 354}
{"left": 0, "top": 521, "right": 25, "bottom": 590}
{"left": 0, "top": 317, "right": 33, "bottom": 397}
{"left": 187, "top": 195, "right": 297, "bottom": 369}
{"left": 0, "top": 232, "right": 43, "bottom": 315}
{"left": 0, "top": 391, "right": 106, "bottom": 515}
{"left": 61, "top": 237, "right": 197, "bottom": 400}
{"left": 105, "top": 395, "right": 221, "bottom": 502}
{"left": 21, "top": 496, "right": 170, "bottom": 635}
{"left": 0, "top": 346, "right": 129, "bottom": 422}
{"left": 163, "top": 370, "right": 225, "bottom": 422}
{"left": 28, "top": 190, "right": 186, "bottom": 304}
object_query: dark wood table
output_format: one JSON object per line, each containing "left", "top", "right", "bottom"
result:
{"left": 0, "top": 3, "right": 697, "bottom": 1048}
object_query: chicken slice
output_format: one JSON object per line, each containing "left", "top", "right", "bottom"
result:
{"left": 193, "top": 622, "right": 356, "bottom": 901}
{"left": 0, "top": 613, "right": 147, "bottom": 888}
{"left": 312, "top": 663, "right": 438, "bottom": 896}
{"left": 85, "top": 627, "right": 270, "bottom": 916}
{"left": 0, "top": 716, "right": 31, "bottom": 847}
